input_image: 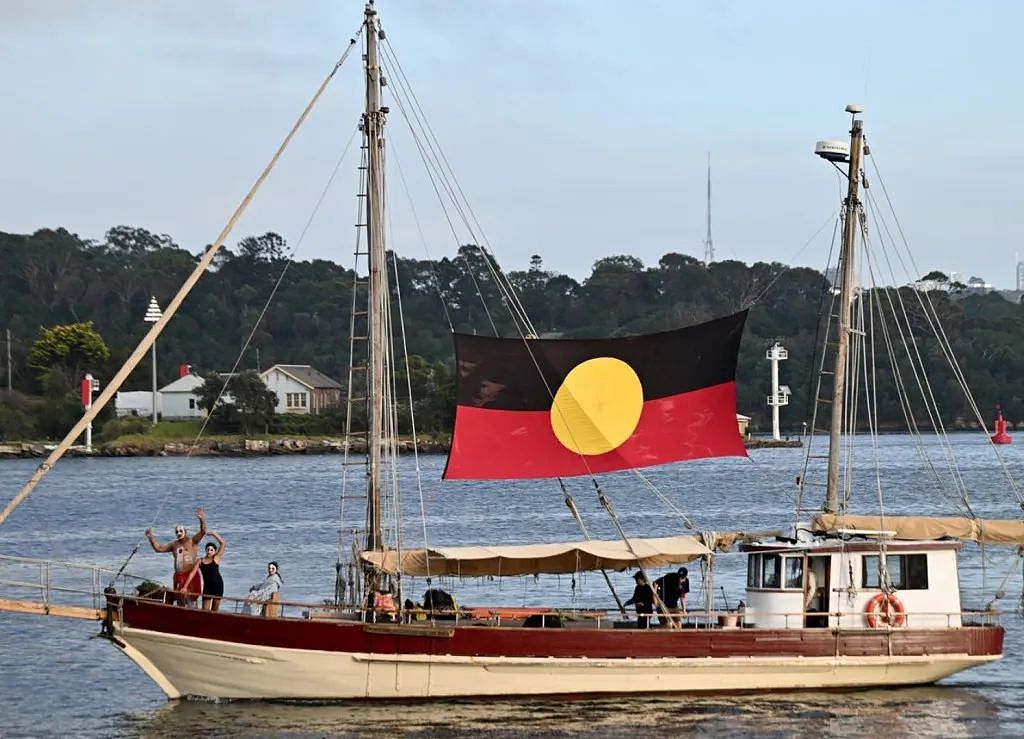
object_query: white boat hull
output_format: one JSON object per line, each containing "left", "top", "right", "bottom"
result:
{"left": 114, "top": 625, "right": 999, "bottom": 700}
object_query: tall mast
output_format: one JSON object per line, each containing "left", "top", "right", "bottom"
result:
{"left": 703, "top": 152, "right": 714, "bottom": 263}
{"left": 824, "top": 108, "right": 864, "bottom": 513}
{"left": 363, "top": 1, "right": 387, "bottom": 558}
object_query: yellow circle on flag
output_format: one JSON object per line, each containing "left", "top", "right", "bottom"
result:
{"left": 550, "top": 357, "right": 643, "bottom": 455}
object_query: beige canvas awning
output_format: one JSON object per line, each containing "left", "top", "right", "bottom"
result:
{"left": 698, "top": 529, "right": 786, "bottom": 553}
{"left": 813, "top": 514, "right": 1024, "bottom": 545}
{"left": 360, "top": 535, "right": 713, "bottom": 577}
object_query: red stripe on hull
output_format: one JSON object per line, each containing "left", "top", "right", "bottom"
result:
{"left": 445, "top": 381, "right": 747, "bottom": 480}
{"left": 116, "top": 599, "right": 1004, "bottom": 660}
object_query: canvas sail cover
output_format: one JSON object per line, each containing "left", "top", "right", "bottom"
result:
{"left": 360, "top": 535, "right": 713, "bottom": 577}
{"left": 813, "top": 514, "right": 1024, "bottom": 545}
{"left": 443, "top": 311, "right": 748, "bottom": 479}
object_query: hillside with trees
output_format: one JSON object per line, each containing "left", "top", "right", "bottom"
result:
{"left": 2, "top": 226, "right": 1023, "bottom": 441}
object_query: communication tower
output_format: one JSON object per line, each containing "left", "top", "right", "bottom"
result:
{"left": 703, "top": 152, "right": 714, "bottom": 263}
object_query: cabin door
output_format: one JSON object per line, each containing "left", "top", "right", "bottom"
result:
{"left": 804, "top": 556, "right": 830, "bottom": 628}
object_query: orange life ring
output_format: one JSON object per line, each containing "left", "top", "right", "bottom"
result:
{"left": 865, "top": 592, "right": 906, "bottom": 628}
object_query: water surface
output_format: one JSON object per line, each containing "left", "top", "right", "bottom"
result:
{"left": 0, "top": 434, "right": 1021, "bottom": 736}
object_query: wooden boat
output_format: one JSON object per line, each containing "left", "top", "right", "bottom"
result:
{"left": 1, "top": 2, "right": 1019, "bottom": 701}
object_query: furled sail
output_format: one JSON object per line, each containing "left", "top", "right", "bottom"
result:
{"left": 360, "top": 535, "right": 713, "bottom": 577}
{"left": 443, "top": 311, "right": 748, "bottom": 479}
{"left": 813, "top": 514, "right": 1024, "bottom": 545}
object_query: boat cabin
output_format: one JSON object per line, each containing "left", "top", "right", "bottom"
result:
{"left": 740, "top": 530, "right": 963, "bottom": 630}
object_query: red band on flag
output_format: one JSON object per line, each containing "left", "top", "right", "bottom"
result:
{"left": 443, "top": 381, "right": 746, "bottom": 480}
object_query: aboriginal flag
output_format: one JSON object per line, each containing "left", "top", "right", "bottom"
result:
{"left": 443, "top": 311, "right": 748, "bottom": 480}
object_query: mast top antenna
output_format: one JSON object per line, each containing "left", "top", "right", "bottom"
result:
{"left": 845, "top": 103, "right": 864, "bottom": 115}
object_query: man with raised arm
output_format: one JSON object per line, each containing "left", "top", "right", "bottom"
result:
{"left": 145, "top": 507, "right": 207, "bottom": 606}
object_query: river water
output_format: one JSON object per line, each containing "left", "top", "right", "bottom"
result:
{"left": 0, "top": 434, "right": 1022, "bottom": 736}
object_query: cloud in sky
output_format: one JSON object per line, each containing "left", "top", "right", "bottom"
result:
{"left": 2, "top": 1, "right": 1022, "bottom": 286}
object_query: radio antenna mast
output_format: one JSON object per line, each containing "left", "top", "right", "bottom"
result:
{"left": 703, "top": 152, "right": 714, "bottom": 263}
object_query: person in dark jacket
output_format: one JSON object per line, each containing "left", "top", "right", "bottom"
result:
{"left": 624, "top": 571, "right": 655, "bottom": 628}
{"left": 654, "top": 566, "right": 690, "bottom": 625}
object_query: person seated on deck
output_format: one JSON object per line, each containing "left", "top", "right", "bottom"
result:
{"left": 373, "top": 590, "right": 397, "bottom": 622}
{"left": 245, "top": 561, "right": 283, "bottom": 616}
{"left": 404, "top": 598, "right": 428, "bottom": 621}
{"left": 422, "top": 588, "right": 458, "bottom": 620}
{"left": 624, "top": 571, "right": 655, "bottom": 629}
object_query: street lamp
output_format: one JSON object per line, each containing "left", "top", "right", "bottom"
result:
{"left": 143, "top": 296, "right": 162, "bottom": 425}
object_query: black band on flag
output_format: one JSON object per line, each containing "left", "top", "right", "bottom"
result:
{"left": 443, "top": 310, "right": 748, "bottom": 480}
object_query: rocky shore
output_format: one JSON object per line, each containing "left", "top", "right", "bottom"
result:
{"left": 0, "top": 437, "right": 452, "bottom": 458}
{"left": 744, "top": 438, "right": 802, "bottom": 449}
{"left": 0, "top": 435, "right": 800, "bottom": 459}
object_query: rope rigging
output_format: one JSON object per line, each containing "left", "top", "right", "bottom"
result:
{"left": 0, "top": 31, "right": 364, "bottom": 533}
{"left": 362, "top": 19, "right": 718, "bottom": 606}
{"left": 788, "top": 134, "right": 1023, "bottom": 604}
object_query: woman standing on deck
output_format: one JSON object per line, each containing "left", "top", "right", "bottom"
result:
{"left": 185, "top": 531, "right": 226, "bottom": 611}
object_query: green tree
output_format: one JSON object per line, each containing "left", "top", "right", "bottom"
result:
{"left": 395, "top": 355, "right": 455, "bottom": 433}
{"left": 27, "top": 322, "right": 110, "bottom": 390}
{"left": 238, "top": 232, "right": 287, "bottom": 263}
{"left": 104, "top": 225, "right": 177, "bottom": 254}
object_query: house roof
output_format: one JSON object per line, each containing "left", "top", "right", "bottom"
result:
{"left": 262, "top": 364, "right": 342, "bottom": 390}
{"left": 159, "top": 374, "right": 205, "bottom": 393}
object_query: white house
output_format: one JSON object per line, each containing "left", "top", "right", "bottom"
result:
{"left": 160, "top": 373, "right": 206, "bottom": 419}
{"left": 114, "top": 365, "right": 206, "bottom": 419}
{"left": 260, "top": 364, "right": 342, "bottom": 415}
{"left": 114, "top": 390, "right": 160, "bottom": 417}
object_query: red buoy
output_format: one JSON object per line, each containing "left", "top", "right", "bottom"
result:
{"left": 991, "top": 406, "right": 1012, "bottom": 445}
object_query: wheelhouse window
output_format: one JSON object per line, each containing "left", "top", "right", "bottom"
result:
{"left": 784, "top": 556, "right": 804, "bottom": 589}
{"left": 863, "top": 553, "right": 929, "bottom": 590}
{"left": 748, "top": 553, "right": 805, "bottom": 590}
{"left": 747, "top": 554, "right": 761, "bottom": 588}
{"left": 762, "top": 554, "right": 781, "bottom": 588}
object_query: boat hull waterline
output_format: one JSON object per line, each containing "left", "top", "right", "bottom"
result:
{"left": 110, "top": 600, "right": 1003, "bottom": 700}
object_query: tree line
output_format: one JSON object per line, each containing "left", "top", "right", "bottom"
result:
{"left": 1, "top": 225, "right": 1023, "bottom": 441}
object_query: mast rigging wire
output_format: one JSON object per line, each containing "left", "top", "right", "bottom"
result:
{"left": 866, "top": 149, "right": 1023, "bottom": 507}
{"left": 114, "top": 127, "right": 362, "bottom": 582}
{"left": 0, "top": 31, "right": 364, "bottom": 531}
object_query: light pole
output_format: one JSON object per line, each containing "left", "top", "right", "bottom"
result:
{"left": 144, "top": 296, "right": 162, "bottom": 425}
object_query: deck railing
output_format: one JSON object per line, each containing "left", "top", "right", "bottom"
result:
{"left": 0, "top": 554, "right": 1003, "bottom": 630}
{"left": 0, "top": 553, "right": 153, "bottom": 618}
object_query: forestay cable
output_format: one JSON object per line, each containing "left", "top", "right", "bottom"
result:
{"left": 0, "top": 32, "right": 363, "bottom": 529}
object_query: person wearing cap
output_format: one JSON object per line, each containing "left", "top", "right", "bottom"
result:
{"left": 654, "top": 566, "right": 690, "bottom": 624}
{"left": 624, "top": 571, "right": 655, "bottom": 628}
{"left": 144, "top": 507, "right": 207, "bottom": 606}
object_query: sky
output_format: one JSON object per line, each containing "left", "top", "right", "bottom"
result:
{"left": 2, "top": 1, "right": 1022, "bottom": 286}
